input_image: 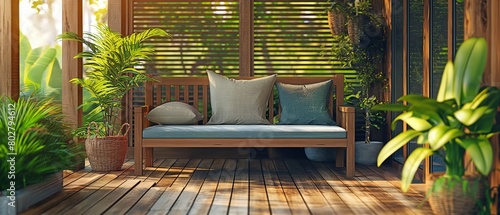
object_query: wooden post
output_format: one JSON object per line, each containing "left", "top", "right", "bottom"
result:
{"left": 108, "top": 0, "right": 127, "bottom": 35}
{"left": 465, "top": 0, "right": 500, "bottom": 212}
{"left": 62, "top": 0, "right": 83, "bottom": 130}
{"left": 422, "top": 0, "right": 431, "bottom": 183}
{"left": 239, "top": 0, "right": 254, "bottom": 77}
{"left": 0, "top": 0, "right": 19, "bottom": 99}
{"left": 486, "top": 1, "right": 500, "bottom": 213}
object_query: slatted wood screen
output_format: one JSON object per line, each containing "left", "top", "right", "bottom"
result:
{"left": 126, "top": 0, "right": 360, "bottom": 146}
{"left": 132, "top": 0, "right": 240, "bottom": 76}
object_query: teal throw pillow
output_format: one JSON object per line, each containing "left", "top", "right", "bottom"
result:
{"left": 276, "top": 80, "right": 336, "bottom": 125}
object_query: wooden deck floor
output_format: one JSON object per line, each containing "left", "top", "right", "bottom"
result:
{"left": 22, "top": 159, "right": 432, "bottom": 215}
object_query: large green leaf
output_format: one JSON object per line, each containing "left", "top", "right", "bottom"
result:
{"left": 460, "top": 137, "right": 493, "bottom": 176}
{"left": 427, "top": 125, "right": 463, "bottom": 151}
{"left": 454, "top": 37, "right": 488, "bottom": 105}
{"left": 401, "top": 147, "right": 433, "bottom": 192}
{"left": 377, "top": 130, "right": 421, "bottom": 166}
{"left": 436, "top": 61, "right": 456, "bottom": 102}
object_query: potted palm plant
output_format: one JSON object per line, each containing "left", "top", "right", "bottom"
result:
{"left": 374, "top": 37, "right": 498, "bottom": 214}
{"left": 0, "top": 94, "right": 74, "bottom": 214}
{"left": 57, "top": 24, "right": 169, "bottom": 171}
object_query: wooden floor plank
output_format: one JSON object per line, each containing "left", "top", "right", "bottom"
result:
{"left": 273, "top": 159, "right": 310, "bottom": 215}
{"left": 104, "top": 181, "right": 156, "bottom": 214}
{"left": 367, "top": 165, "right": 432, "bottom": 212}
{"left": 188, "top": 159, "right": 226, "bottom": 215}
{"left": 169, "top": 159, "right": 214, "bottom": 214}
{"left": 148, "top": 159, "right": 202, "bottom": 215}
{"left": 354, "top": 169, "right": 413, "bottom": 214}
{"left": 126, "top": 159, "right": 180, "bottom": 215}
{"left": 357, "top": 165, "right": 431, "bottom": 214}
{"left": 22, "top": 158, "right": 432, "bottom": 215}
{"left": 65, "top": 179, "right": 127, "bottom": 215}
{"left": 298, "top": 160, "right": 354, "bottom": 214}
{"left": 22, "top": 172, "right": 103, "bottom": 215}
{"left": 249, "top": 159, "right": 271, "bottom": 215}
{"left": 155, "top": 159, "right": 190, "bottom": 188}
{"left": 312, "top": 162, "right": 375, "bottom": 214}
{"left": 228, "top": 159, "right": 250, "bottom": 215}
{"left": 261, "top": 159, "right": 292, "bottom": 215}
{"left": 283, "top": 159, "right": 336, "bottom": 215}
{"left": 208, "top": 159, "right": 237, "bottom": 215}
{"left": 83, "top": 179, "right": 141, "bottom": 215}
{"left": 328, "top": 164, "right": 393, "bottom": 214}
{"left": 43, "top": 173, "right": 118, "bottom": 214}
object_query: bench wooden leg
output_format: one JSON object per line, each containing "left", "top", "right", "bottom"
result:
{"left": 145, "top": 147, "right": 153, "bottom": 167}
{"left": 134, "top": 141, "right": 143, "bottom": 175}
{"left": 346, "top": 146, "right": 355, "bottom": 178}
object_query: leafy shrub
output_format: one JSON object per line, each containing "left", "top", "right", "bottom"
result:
{"left": 0, "top": 95, "right": 74, "bottom": 190}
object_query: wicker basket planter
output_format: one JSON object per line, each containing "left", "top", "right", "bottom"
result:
{"left": 347, "top": 16, "right": 364, "bottom": 45}
{"left": 427, "top": 174, "right": 484, "bottom": 215}
{"left": 85, "top": 122, "right": 130, "bottom": 171}
{"left": 327, "top": 10, "right": 347, "bottom": 36}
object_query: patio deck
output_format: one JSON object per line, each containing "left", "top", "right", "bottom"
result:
{"left": 22, "top": 159, "right": 432, "bottom": 215}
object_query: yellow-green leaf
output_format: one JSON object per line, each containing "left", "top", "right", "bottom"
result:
{"left": 377, "top": 130, "right": 421, "bottom": 167}
{"left": 401, "top": 148, "right": 433, "bottom": 192}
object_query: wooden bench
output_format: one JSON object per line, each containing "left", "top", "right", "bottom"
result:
{"left": 134, "top": 75, "right": 356, "bottom": 177}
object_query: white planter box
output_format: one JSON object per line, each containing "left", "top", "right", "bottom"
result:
{"left": 0, "top": 171, "right": 63, "bottom": 215}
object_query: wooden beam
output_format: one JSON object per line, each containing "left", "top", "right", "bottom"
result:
{"left": 487, "top": 0, "right": 500, "bottom": 213}
{"left": 239, "top": 0, "right": 254, "bottom": 76}
{"left": 62, "top": 0, "right": 83, "bottom": 129}
{"left": 108, "top": 0, "right": 126, "bottom": 35}
{"left": 422, "top": 0, "right": 431, "bottom": 183}
{"left": 0, "top": 0, "right": 19, "bottom": 99}
{"left": 465, "top": 0, "right": 500, "bottom": 212}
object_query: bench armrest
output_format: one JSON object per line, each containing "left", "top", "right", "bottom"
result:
{"left": 134, "top": 105, "right": 151, "bottom": 130}
{"left": 338, "top": 105, "right": 355, "bottom": 136}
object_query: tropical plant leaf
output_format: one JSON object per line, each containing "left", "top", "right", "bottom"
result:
{"left": 377, "top": 130, "right": 421, "bottom": 166}
{"left": 401, "top": 147, "right": 433, "bottom": 192}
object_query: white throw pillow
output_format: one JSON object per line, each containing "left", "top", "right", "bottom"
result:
{"left": 146, "top": 102, "right": 203, "bottom": 125}
{"left": 207, "top": 71, "right": 276, "bottom": 124}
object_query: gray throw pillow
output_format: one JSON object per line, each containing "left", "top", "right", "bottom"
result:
{"left": 276, "top": 80, "right": 336, "bottom": 125}
{"left": 146, "top": 102, "right": 203, "bottom": 125}
{"left": 207, "top": 71, "right": 277, "bottom": 124}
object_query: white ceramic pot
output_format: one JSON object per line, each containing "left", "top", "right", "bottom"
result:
{"left": 355, "top": 141, "right": 384, "bottom": 165}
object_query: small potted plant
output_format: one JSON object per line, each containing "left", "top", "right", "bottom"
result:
{"left": 374, "top": 37, "right": 497, "bottom": 214}
{"left": 326, "top": 0, "right": 348, "bottom": 36}
{"left": 57, "top": 24, "right": 169, "bottom": 171}
{"left": 329, "top": 15, "right": 387, "bottom": 165}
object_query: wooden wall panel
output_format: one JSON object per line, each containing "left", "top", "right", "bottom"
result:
{"left": 62, "top": 0, "right": 83, "bottom": 129}
{"left": 0, "top": 0, "right": 19, "bottom": 99}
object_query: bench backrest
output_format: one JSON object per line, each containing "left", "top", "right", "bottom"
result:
{"left": 144, "top": 74, "right": 345, "bottom": 124}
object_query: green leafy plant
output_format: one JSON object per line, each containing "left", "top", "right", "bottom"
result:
{"left": 374, "top": 37, "right": 499, "bottom": 196}
{"left": 331, "top": 32, "right": 387, "bottom": 144}
{"left": 0, "top": 94, "right": 74, "bottom": 191}
{"left": 57, "top": 24, "right": 169, "bottom": 137}
{"left": 20, "top": 32, "right": 62, "bottom": 100}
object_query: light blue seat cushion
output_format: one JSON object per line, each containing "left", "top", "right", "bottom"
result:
{"left": 143, "top": 125, "right": 346, "bottom": 139}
